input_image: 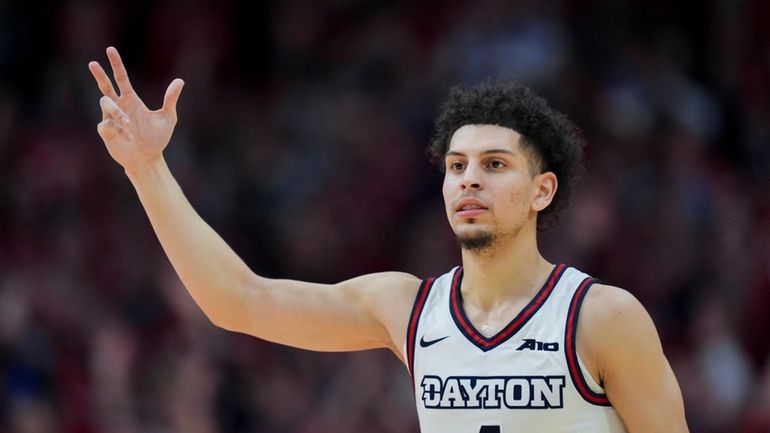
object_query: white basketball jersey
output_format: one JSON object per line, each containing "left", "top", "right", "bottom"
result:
{"left": 405, "top": 264, "right": 628, "bottom": 433}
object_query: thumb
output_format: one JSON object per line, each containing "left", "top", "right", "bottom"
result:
{"left": 162, "top": 78, "right": 185, "bottom": 119}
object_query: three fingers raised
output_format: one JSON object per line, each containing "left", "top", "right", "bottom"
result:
{"left": 90, "top": 47, "right": 185, "bottom": 112}
{"left": 90, "top": 46, "right": 185, "bottom": 135}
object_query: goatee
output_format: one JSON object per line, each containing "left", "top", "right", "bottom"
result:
{"left": 457, "top": 231, "right": 495, "bottom": 253}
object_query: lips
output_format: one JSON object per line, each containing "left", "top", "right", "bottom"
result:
{"left": 455, "top": 198, "right": 488, "bottom": 217}
{"left": 455, "top": 198, "right": 487, "bottom": 211}
{"left": 459, "top": 203, "right": 484, "bottom": 210}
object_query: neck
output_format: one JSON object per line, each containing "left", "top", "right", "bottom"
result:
{"left": 459, "top": 224, "right": 553, "bottom": 311}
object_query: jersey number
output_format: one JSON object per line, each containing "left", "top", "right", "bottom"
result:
{"left": 479, "top": 426, "right": 500, "bottom": 433}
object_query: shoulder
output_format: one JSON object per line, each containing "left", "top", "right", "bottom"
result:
{"left": 338, "top": 271, "right": 423, "bottom": 318}
{"left": 338, "top": 271, "right": 427, "bottom": 360}
{"left": 580, "top": 283, "right": 649, "bottom": 325}
{"left": 579, "top": 283, "right": 658, "bottom": 346}
{"left": 578, "top": 283, "right": 663, "bottom": 378}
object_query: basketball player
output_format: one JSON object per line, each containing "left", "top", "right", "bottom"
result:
{"left": 89, "top": 46, "right": 689, "bottom": 432}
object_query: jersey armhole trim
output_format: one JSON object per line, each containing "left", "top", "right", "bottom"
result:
{"left": 565, "top": 277, "right": 612, "bottom": 407}
{"left": 406, "top": 277, "right": 436, "bottom": 390}
{"left": 576, "top": 352, "right": 605, "bottom": 394}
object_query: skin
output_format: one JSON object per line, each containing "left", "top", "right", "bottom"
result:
{"left": 89, "top": 46, "right": 689, "bottom": 432}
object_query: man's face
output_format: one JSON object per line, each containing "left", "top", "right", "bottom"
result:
{"left": 442, "top": 124, "right": 556, "bottom": 253}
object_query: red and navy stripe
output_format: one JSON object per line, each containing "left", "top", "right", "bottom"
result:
{"left": 450, "top": 263, "right": 567, "bottom": 352}
{"left": 406, "top": 277, "right": 436, "bottom": 390}
{"left": 565, "top": 277, "right": 611, "bottom": 406}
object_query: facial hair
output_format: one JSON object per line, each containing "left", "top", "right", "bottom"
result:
{"left": 456, "top": 222, "right": 496, "bottom": 253}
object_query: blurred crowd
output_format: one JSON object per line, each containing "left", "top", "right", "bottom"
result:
{"left": 1, "top": 0, "right": 769, "bottom": 432}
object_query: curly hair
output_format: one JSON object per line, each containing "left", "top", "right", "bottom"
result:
{"left": 429, "top": 79, "right": 585, "bottom": 230}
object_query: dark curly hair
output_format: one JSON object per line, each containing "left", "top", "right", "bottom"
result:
{"left": 429, "top": 79, "right": 585, "bottom": 230}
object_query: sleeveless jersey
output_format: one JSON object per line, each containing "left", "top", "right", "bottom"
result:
{"left": 405, "top": 264, "right": 628, "bottom": 433}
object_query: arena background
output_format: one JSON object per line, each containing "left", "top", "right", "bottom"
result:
{"left": 1, "top": 0, "right": 770, "bottom": 432}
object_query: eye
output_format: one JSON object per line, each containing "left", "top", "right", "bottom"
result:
{"left": 448, "top": 160, "right": 466, "bottom": 171}
{"left": 487, "top": 160, "right": 506, "bottom": 169}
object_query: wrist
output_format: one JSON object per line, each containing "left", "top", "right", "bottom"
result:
{"left": 124, "top": 158, "right": 170, "bottom": 184}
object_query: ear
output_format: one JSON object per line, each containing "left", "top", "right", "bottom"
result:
{"left": 531, "top": 172, "right": 558, "bottom": 212}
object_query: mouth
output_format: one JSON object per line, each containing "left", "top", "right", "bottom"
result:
{"left": 455, "top": 199, "right": 488, "bottom": 218}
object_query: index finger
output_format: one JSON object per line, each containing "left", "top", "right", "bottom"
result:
{"left": 106, "top": 46, "right": 135, "bottom": 96}
{"left": 88, "top": 61, "right": 119, "bottom": 100}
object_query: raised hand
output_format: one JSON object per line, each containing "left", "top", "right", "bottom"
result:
{"left": 89, "top": 46, "right": 184, "bottom": 173}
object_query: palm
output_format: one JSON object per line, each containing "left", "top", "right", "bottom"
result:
{"left": 110, "top": 94, "right": 174, "bottom": 164}
{"left": 89, "top": 47, "right": 184, "bottom": 171}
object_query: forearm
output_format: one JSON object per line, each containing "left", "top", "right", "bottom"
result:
{"left": 125, "top": 158, "right": 255, "bottom": 328}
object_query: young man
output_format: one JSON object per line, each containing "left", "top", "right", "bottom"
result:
{"left": 89, "top": 46, "right": 689, "bottom": 432}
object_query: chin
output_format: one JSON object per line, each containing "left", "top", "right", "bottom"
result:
{"left": 456, "top": 228, "right": 496, "bottom": 252}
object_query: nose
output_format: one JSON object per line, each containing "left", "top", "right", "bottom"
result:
{"left": 460, "top": 165, "right": 484, "bottom": 190}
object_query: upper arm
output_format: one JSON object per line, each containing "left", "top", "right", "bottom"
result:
{"left": 579, "top": 284, "right": 689, "bottom": 433}
{"left": 220, "top": 271, "right": 421, "bottom": 356}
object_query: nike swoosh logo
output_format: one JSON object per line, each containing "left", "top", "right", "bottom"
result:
{"left": 419, "top": 335, "right": 450, "bottom": 348}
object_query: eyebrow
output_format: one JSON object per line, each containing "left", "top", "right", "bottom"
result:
{"left": 445, "top": 148, "right": 516, "bottom": 157}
